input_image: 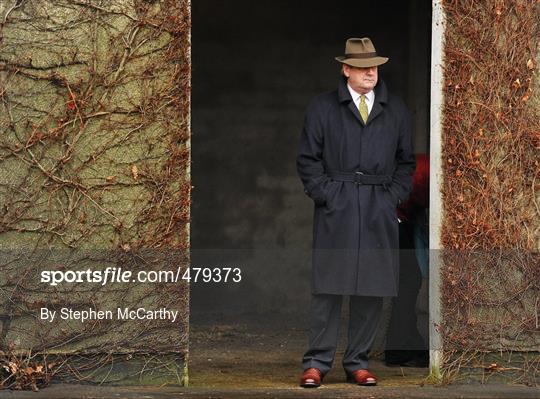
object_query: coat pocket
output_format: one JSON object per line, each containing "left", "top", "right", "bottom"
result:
{"left": 382, "top": 186, "right": 398, "bottom": 209}
{"left": 323, "top": 181, "right": 341, "bottom": 213}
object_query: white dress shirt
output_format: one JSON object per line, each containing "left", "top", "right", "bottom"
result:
{"left": 347, "top": 84, "right": 375, "bottom": 115}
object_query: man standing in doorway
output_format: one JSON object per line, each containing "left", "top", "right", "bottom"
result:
{"left": 297, "top": 37, "right": 416, "bottom": 387}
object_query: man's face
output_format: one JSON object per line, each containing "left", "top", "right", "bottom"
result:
{"left": 343, "top": 65, "right": 378, "bottom": 94}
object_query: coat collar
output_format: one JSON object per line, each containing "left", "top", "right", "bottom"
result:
{"left": 338, "top": 76, "right": 388, "bottom": 126}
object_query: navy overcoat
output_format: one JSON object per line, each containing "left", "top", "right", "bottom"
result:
{"left": 296, "top": 77, "right": 416, "bottom": 296}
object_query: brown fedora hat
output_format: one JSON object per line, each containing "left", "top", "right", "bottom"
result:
{"left": 335, "top": 37, "right": 389, "bottom": 68}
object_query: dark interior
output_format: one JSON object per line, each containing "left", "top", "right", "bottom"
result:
{"left": 191, "top": 0, "right": 431, "bottom": 318}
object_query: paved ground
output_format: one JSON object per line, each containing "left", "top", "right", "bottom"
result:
{"left": 0, "top": 383, "right": 539, "bottom": 399}
{"left": 187, "top": 312, "right": 427, "bottom": 388}
{"left": 0, "top": 312, "right": 537, "bottom": 398}
{"left": 0, "top": 384, "right": 540, "bottom": 399}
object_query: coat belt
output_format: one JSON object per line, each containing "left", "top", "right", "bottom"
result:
{"left": 327, "top": 169, "right": 392, "bottom": 186}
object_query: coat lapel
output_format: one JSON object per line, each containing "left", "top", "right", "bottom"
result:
{"left": 338, "top": 77, "right": 365, "bottom": 125}
{"left": 367, "top": 102, "right": 383, "bottom": 124}
{"left": 367, "top": 79, "right": 388, "bottom": 124}
{"left": 348, "top": 101, "right": 364, "bottom": 125}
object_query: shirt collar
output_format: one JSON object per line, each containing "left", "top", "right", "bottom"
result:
{"left": 338, "top": 76, "right": 388, "bottom": 104}
{"left": 347, "top": 83, "right": 375, "bottom": 104}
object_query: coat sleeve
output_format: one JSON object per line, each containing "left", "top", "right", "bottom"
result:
{"left": 296, "top": 98, "right": 331, "bottom": 206}
{"left": 387, "top": 102, "right": 416, "bottom": 205}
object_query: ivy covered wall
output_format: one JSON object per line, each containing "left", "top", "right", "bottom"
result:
{"left": 0, "top": 0, "right": 190, "bottom": 389}
{"left": 440, "top": 0, "right": 539, "bottom": 385}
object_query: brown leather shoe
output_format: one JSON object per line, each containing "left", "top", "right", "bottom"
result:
{"left": 300, "top": 367, "right": 322, "bottom": 388}
{"left": 347, "top": 369, "right": 377, "bottom": 386}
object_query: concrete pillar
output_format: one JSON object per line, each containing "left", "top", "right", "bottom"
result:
{"left": 429, "top": 0, "right": 445, "bottom": 383}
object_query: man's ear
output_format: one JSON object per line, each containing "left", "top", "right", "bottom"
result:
{"left": 342, "top": 64, "right": 350, "bottom": 78}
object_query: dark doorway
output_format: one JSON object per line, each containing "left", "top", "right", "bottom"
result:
{"left": 190, "top": 0, "right": 431, "bottom": 387}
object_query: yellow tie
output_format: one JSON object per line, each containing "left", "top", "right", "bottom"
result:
{"left": 359, "top": 95, "right": 368, "bottom": 123}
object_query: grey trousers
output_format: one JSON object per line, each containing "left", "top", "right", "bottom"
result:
{"left": 301, "top": 294, "right": 383, "bottom": 375}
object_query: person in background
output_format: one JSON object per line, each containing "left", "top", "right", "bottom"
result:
{"left": 384, "top": 153, "right": 429, "bottom": 367}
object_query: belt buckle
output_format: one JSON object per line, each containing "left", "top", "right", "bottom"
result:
{"left": 354, "top": 171, "right": 364, "bottom": 185}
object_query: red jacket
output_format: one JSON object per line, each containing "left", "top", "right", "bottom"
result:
{"left": 397, "top": 153, "right": 429, "bottom": 222}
